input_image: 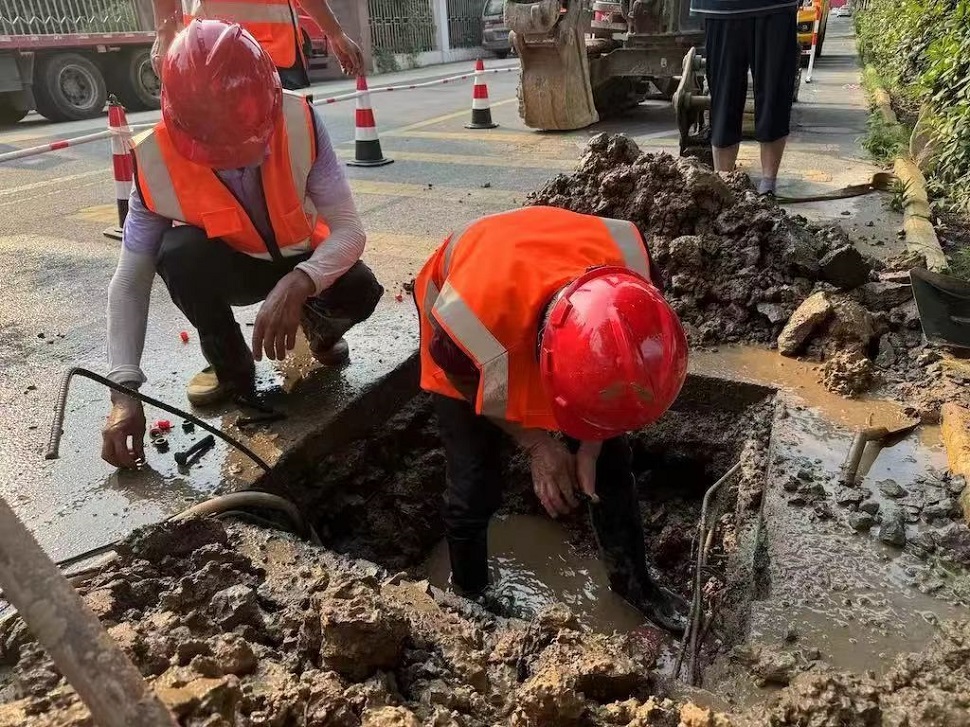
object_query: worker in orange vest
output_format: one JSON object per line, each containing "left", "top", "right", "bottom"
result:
{"left": 150, "top": 0, "right": 363, "bottom": 87}
{"left": 101, "top": 21, "right": 381, "bottom": 468}
{"left": 414, "top": 207, "right": 690, "bottom": 632}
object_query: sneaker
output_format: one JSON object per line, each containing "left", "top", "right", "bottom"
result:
{"left": 186, "top": 366, "right": 251, "bottom": 407}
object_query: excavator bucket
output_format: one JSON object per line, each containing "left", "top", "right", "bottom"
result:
{"left": 506, "top": 0, "right": 599, "bottom": 130}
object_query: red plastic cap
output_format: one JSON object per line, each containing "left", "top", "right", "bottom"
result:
{"left": 539, "top": 266, "right": 688, "bottom": 441}
{"left": 180, "top": 330, "right": 190, "bottom": 343}
{"left": 161, "top": 19, "right": 282, "bottom": 169}
{"left": 155, "top": 420, "right": 173, "bottom": 431}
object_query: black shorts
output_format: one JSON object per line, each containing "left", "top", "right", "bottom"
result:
{"left": 704, "top": 8, "right": 799, "bottom": 148}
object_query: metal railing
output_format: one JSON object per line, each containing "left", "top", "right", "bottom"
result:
{"left": 0, "top": 0, "right": 145, "bottom": 35}
{"left": 447, "top": 0, "right": 485, "bottom": 48}
{"left": 367, "top": 0, "right": 436, "bottom": 54}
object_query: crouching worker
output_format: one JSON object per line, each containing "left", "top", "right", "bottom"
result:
{"left": 101, "top": 19, "right": 382, "bottom": 469}
{"left": 414, "top": 206, "right": 689, "bottom": 632}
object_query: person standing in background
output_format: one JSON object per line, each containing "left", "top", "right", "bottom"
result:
{"left": 690, "top": 0, "right": 799, "bottom": 195}
{"left": 149, "top": 0, "right": 364, "bottom": 88}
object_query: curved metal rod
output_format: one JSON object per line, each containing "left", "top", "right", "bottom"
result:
{"left": 46, "top": 367, "right": 271, "bottom": 473}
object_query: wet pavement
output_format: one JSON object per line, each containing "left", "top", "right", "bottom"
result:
{"left": 0, "top": 17, "right": 905, "bottom": 569}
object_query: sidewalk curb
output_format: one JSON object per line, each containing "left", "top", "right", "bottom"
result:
{"left": 868, "top": 77, "right": 948, "bottom": 272}
{"left": 940, "top": 403, "right": 970, "bottom": 524}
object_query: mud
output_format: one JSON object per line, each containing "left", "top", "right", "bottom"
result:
{"left": 527, "top": 133, "right": 970, "bottom": 421}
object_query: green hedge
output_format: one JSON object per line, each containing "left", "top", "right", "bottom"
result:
{"left": 856, "top": 0, "right": 970, "bottom": 212}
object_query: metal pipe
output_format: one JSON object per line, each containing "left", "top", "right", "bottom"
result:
{"left": 840, "top": 427, "right": 889, "bottom": 485}
{"left": 0, "top": 495, "right": 177, "bottom": 727}
{"left": 46, "top": 367, "right": 271, "bottom": 472}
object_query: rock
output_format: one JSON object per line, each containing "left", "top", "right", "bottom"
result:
{"left": 796, "top": 467, "right": 813, "bottom": 482}
{"left": 848, "top": 513, "right": 875, "bottom": 531}
{"left": 513, "top": 668, "right": 586, "bottom": 726}
{"left": 679, "top": 702, "right": 733, "bottom": 726}
{"left": 361, "top": 706, "right": 422, "bottom": 727}
{"left": 318, "top": 583, "right": 408, "bottom": 680}
{"left": 877, "top": 508, "right": 907, "bottom": 547}
{"left": 757, "top": 302, "right": 789, "bottom": 325}
{"left": 781, "top": 224, "right": 827, "bottom": 276}
{"left": 860, "top": 281, "right": 913, "bottom": 311}
{"left": 946, "top": 475, "right": 966, "bottom": 496}
{"left": 820, "top": 245, "right": 871, "bottom": 290}
{"left": 859, "top": 500, "right": 880, "bottom": 516}
{"left": 668, "top": 235, "right": 705, "bottom": 268}
{"left": 825, "top": 297, "right": 875, "bottom": 354}
{"left": 933, "top": 524, "right": 970, "bottom": 566}
{"left": 777, "top": 292, "right": 834, "bottom": 356}
{"left": 835, "top": 489, "right": 865, "bottom": 507}
{"left": 211, "top": 634, "right": 257, "bottom": 676}
{"left": 875, "top": 334, "right": 898, "bottom": 368}
{"left": 156, "top": 676, "right": 241, "bottom": 720}
{"left": 208, "top": 585, "right": 260, "bottom": 630}
{"left": 878, "top": 480, "right": 908, "bottom": 499}
{"left": 819, "top": 351, "right": 875, "bottom": 397}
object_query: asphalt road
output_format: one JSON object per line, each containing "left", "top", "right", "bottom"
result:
{"left": 0, "top": 17, "right": 888, "bottom": 562}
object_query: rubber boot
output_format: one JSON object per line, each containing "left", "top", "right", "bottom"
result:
{"left": 589, "top": 472, "right": 688, "bottom": 635}
{"left": 447, "top": 532, "right": 490, "bottom": 599}
{"left": 187, "top": 325, "right": 255, "bottom": 406}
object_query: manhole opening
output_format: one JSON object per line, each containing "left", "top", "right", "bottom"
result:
{"left": 279, "top": 373, "right": 774, "bottom": 645}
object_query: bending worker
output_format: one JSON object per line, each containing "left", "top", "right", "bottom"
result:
{"left": 414, "top": 206, "right": 689, "bottom": 632}
{"left": 101, "top": 20, "right": 382, "bottom": 469}
{"left": 150, "top": 0, "right": 364, "bottom": 86}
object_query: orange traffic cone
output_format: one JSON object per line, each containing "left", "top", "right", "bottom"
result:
{"left": 465, "top": 59, "right": 498, "bottom": 130}
{"left": 347, "top": 76, "right": 393, "bottom": 167}
{"left": 103, "top": 95, "right": 133, "bottom": 241}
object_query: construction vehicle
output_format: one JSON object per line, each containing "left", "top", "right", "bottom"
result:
{"left": 0, "top": 0, "right": 329, "bottom": 125}
{"left": 505, "top": 0, "right": 706, "bottom": 131}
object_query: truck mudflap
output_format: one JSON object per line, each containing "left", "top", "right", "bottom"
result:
{"left": 506, "top": 0, "right": 599, "bottom": 130}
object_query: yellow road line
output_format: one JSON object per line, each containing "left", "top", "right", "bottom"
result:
{"left": 338, "top": 148, "right": 575, "bottom": 170}
{"left": 350, "top": 179, "right": 521, "bottom": 206}
{"left": 381, "top": 98, "right": 517, "bottom": 135}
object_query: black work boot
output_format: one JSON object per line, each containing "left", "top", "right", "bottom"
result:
{"left": 447, "top": 533, "right": 490, "bottom": 600}
{"left": 187, "top": 325, "right": 256, "bottom": 406}
{"left": 300, "top": 303, "right": 355, "bottom": 367}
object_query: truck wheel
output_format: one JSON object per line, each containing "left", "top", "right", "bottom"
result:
{"left": 33, "top": 53, "right": 108, "bottom": 122}
{"left": 110, "top": 48, "right": 161, "bottom": 112}
{"left": 495, "top": 50, "right": 509, "bottom": 60}
{"left": 0, "top": 95, "right": 28, "bottom": 126}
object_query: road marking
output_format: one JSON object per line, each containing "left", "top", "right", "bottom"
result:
{"left": 350, "top": 179, "right": 520, "bottom": 206}
{"left": 0, "top": 169, "right": 106, "bottom": 197}
{"left": 338, "top": 148, "right": 575, "bottom": 170}
{"left": 381, "top": 98, "right": 517, "bottom": 136}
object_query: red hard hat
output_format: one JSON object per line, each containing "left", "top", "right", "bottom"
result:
{"left": 161, "top": 19, "right": 282, "bottom": 168}
{"left": 539, "top": 266, "right": 688, "bottom": 441}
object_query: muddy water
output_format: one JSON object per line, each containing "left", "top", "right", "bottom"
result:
{"left": 424, "top": 514, "right": 646, "bottom": 634}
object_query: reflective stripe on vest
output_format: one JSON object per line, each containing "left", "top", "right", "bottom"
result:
{"left": 430, "top": 214, "right": 650, "bottom": 419}
{"left": 134, "top": 93, "right": 320, "bottom": 260}
{"left": 181, "top": 0, "right": 299, "bottom": 68}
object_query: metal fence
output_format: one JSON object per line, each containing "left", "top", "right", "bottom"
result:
{"left": 368, "top": 0, "right": 436, "bottom": 54}
{"left": 0, "top": 0, "right": 142, "bottom": 35}
{"left": 446, "top": 0, "right": 485, "bottom": 48}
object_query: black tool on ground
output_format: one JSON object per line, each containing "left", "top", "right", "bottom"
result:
{"left": 47, "top": 367, "right": 271, "bottom": 473}
{"left": 773, "top": 172, "right": 896, "bottom": 204}
{"left": 174, "top": 435, "right": 216, "bottom": 467}
{"left": 234, "top": 394, "right": 277, "bottom": 415}
{"left": 237, "top": 411, "right": 288, "bottom": 429}
{"left": 910, "top": 268, "right": 970, "bottom": 351}
{"left": 181, "top": 421, "right": 195, "bottom": 433}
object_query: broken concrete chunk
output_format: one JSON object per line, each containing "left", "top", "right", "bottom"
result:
{"left": 835, "top": 489, "right": 865, "bottom": 507}
{"left": 875, "top": 334, "right": 898, "bottom": 368}
{"left": 877, "top": 508, "right": 907, "bottom": 547}
{"left": 860, "top": 281, "right": 913, "bottom": 311}
{"left": 849, "top": 512, "right": 875, "bottom": 531}
{"left": 208, "top": 585, "right": 261, "bottom": 630}
{"left": 210, "top": 634, "right": 257, "bottom": 676}
{"left": 777, "top": 292, "right": 834, "bottom": 355}
{"left": 361, "top": 706, "right": 422, "bottom": 727}
{"left": 933, "top": 524, "right": 970, "bottom": 567}
{"left": 923, "top": 499, "right": 956, "bottom": 521}
{"left": 820, "top": 245, "right": 872, "bottom": 290}
{"left": 757, "top": 302, "right": 789, "bottom": 325}
{"left": 859, "top": 500, "right": 880, "bottom": 516}
{"left": 878, "top": 480, "right": 908, "bottom": 499}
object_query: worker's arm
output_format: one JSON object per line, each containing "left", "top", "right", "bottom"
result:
{"left": 296, "top": 0, "right": 364, "bottom": 75}
{"left": 252, "top": 108, "right": 365, "bottom": 361}
{"left": 102, "top": 188, "right": 172, "bottom": 468}
{"left": 150, "top": 0, "right": 183, "bottom": 73}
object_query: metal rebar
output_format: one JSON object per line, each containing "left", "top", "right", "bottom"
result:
{"left": 46, "top": 367, "right": 271, "bottom": 472}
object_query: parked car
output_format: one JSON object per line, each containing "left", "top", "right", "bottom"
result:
{"left": 797, "top": 0, "right": 830, "bottom": 62}
{"left": 482, "top": 0, "right": 512, "bottom": 60}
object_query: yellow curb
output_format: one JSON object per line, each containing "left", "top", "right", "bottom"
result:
{"left": 871, "top": 87, "right": 897, "bottom": 124}
{"left": 940, "top": 402, "right": 970, "bottom": 524}
{"left": 894, "top": 155, "right": 947, "bottom": 272}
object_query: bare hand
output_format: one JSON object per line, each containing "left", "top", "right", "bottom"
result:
{"left": 527, "top": 435, "right": 580, "bottom": 518}
{"left": 252, "top": 270, "right": 315, "bottom": 362}
{"left": 576, "top": 440, "right": 602, "bottom": 502}
{"left": 101, "top": 396, "right": 146, "bottom": 469}
{"left": 330, "top": 32, "right": 364, "bottom": 76}
{"left": 150, "top": 27, "right": 176, "bottom": 75}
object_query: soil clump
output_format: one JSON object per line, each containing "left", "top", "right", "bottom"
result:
{"left": 527, "top": 134, "right": 969, "bottom": 420}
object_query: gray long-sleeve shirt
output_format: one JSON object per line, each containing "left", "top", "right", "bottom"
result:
{"left": 107, "top": 107, "right": 365, "bottom": 386}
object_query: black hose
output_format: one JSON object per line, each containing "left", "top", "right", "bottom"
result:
{"left": 46, "top": 367, "right": 271, "bottom": 472}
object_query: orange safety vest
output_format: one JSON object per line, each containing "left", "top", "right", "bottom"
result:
{"left": 181, "top": 0, "right": 302, "bottom": 69}
{"left": 415, "top": 206, "right": 654, "bottom": 430}
{"left": 132, "top": 92, "right": 329, "bottom": 260}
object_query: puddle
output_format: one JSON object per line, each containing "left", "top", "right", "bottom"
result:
{"left": 423, "top": 514, "right": 646, "bottom": 634}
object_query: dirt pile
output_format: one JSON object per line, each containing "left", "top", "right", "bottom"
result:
{"left": 528, "top": 134, "right": 970, "bottom": 418}
{"left": 1, "top": 518, "right": 968, "bottom": 727}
